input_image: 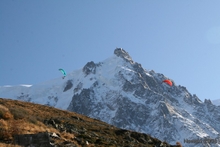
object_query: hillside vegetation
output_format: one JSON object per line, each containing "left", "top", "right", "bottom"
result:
{"left": 0, "top": 98, "right": 181, "bottom": 147}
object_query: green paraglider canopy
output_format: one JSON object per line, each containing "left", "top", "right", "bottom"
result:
{"left": 59, "top": 68, "right": 66, "bottom": 76}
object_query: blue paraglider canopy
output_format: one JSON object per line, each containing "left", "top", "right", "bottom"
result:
{"left": 59, "top": 68, "right": 66, "bottom": 79}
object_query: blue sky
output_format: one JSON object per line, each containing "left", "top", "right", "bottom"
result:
{"left": 1, "top": 0, "right": 220, "bottom": 101}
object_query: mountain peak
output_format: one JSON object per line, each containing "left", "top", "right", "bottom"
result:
{"left": 114, "top": 48, "right": 133, "bottom": 63}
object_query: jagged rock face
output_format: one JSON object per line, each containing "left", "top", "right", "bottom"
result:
{"left": 63, "top": 80, "right": 73, "bottom": 92}
{"left": 1, "top": 48, "right": 220, "bottom": 146}
{"left": 83, "top": 61, "right": 96, "bottom": 76}
{"left": 114, "top": 48, "right": 133, "bottom": 63}
{"left": 68, "top": 89, "right": 95, "bottom": 115}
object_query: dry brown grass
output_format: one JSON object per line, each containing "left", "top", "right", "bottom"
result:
{"left": 0, "top": 98, "right": 177, "bottom": 147}
{"left": 0, "top": 99, "right": 63, "bottom": 144}
{"left": 176, "top": 141, "right": 182, "bottom": 147}
{"left": 0, "top": 143, "right": 22, "bottom": 147}
{"left": 0, "top": 105, "right": 13, "bottom": 120}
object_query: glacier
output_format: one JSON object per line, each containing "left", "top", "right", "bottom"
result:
{"left": 1, "top": 48, "right": 220, "bottom": 147}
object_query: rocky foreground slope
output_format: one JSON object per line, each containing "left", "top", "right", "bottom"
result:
{"left": 0, "top": 98, "right": 181, "bottom": 147}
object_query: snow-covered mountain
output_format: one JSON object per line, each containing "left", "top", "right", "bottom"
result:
{"left": 1, "top": 48, "right": 220, "bottom": 146}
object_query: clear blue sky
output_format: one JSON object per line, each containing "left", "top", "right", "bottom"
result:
{"left": 1, "top": 0, "right": 220, "bottom": 101}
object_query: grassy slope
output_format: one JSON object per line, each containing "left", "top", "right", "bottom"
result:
{"left": 0, "top": 98, "right": 181, "bottom": 147}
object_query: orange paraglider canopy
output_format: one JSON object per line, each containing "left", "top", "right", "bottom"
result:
{"left": 163, "top": 79, "right": 172, "bottom": 86}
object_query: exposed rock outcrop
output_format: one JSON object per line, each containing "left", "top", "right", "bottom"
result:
{"left": 83, "top": 61, "right": 96, "bottom": 76}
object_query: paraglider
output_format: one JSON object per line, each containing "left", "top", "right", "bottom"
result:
{"left": 163, "top": 79, "right": 172, "bottom": 86}
{"left": 59, "top": 68, "right": 66, "bottom": 79}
